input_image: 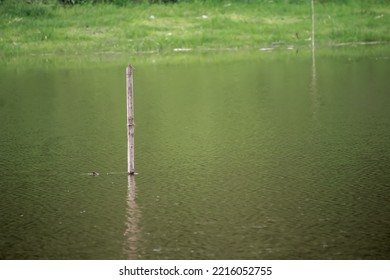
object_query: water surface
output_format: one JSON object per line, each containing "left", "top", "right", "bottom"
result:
{"left": 1, "top": 47, "right": 389, "bottom": 259}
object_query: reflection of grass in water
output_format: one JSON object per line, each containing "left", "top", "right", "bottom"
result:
{"left": 2, "top": 44, "right": 390, "bottom": 69}
{"left": 0, "top": 1, "right": 389, "bottom": 57}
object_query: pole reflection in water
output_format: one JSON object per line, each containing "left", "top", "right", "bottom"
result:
{"left": 124, "top": 175, "right": 140, "bottom": 259}
{"left": 311, "top": 32, "right": 319, "bottom": 120}
{"left": 310, "top": 0, "right": 319, "bottom": 120}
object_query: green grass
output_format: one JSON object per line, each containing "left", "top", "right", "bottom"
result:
{"left": 1, "top": 1, "right": 390, "bottom": 58}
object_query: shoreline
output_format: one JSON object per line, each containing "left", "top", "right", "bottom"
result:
{"left": 1, "top": 43, "right": 389, "bottom": 69}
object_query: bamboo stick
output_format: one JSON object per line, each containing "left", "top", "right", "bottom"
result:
{"left": 126, "top": 65, "right": 135, "bottom": 175}
{"left": 311, "top": 0, "right": 315, "bottom": 52}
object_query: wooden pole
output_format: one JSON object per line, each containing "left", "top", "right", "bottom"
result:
{"left": 311, "top": 0, "right": 315, "bottom": 52}
{"left": 126, "top": 65, "right": 135, "bottom": 175}
{"left": 311, "top": 0, "right": 316, "bottom": 76}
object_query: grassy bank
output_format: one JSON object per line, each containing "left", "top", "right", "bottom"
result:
{"left": 1, "top": 0, "right": 390, "bottom": 57}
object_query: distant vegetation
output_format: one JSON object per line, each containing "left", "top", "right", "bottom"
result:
{"left": 1, "top": 0, "right": 389, "bottom": 16}
{"left": 1, "top": 0, "right": 389, "bottom": 9}
{"left": 1, "top": 0, "right": 389, "bottom": 57}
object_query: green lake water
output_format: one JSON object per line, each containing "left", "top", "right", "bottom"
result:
{"left": 0, "top": 47, "right": 389, "bottom": 259}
